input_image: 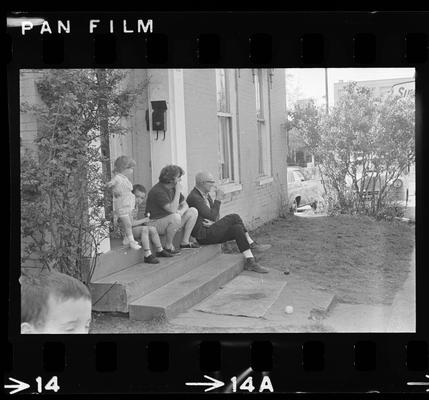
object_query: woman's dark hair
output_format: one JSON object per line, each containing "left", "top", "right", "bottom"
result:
{"left": 159, "top": 165, "right": 185, "bottom": 184}
{"left": 132, "top": 184, "right": 146, "bottom": 194}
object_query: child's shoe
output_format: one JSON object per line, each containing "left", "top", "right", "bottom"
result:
{"left": 129, "top": 240, "right": 141, "bottom": 250}
{"left": 144, "top": 254, "right": 160, "bottom": 264}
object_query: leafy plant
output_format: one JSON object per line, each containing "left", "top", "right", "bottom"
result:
{"left": 20, "top": 69, "right": 149, "bottom": 282}
{"left": 287, "top": 82, "right": 415, "bottom": 219}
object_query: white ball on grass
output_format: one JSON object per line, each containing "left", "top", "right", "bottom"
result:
{"left": 285, "top": 305, "right": 294, "bottom": 314}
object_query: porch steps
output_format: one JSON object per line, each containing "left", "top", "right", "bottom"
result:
{"left": 89, "top": 244, "right": 222, "bottom": 313}
{"left": 129, "top": 253, "right": 244, "bottom": 321}
{"left": 91, "top": 232, "right": 185, "bottom": 281}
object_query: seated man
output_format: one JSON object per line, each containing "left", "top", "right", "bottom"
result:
{"left": 186, "top": 171, "right": 271, "bottom": 273}
{"left": 145, "top": 165, "right": 200, "bottom": 254}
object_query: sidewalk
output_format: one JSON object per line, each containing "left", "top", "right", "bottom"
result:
{"left": 403, "top": 194, "right": 415, "bottom": 221}
{"left": 386, "top": 247, "right": 416, "bottom": 332}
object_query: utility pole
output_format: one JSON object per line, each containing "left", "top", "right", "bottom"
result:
{"left": 325, "top": 68, "right": 329, "bottom": 114}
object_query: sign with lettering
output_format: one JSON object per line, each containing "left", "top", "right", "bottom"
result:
{"left": 391, "top": 81, "right": 415, "bottom": 97}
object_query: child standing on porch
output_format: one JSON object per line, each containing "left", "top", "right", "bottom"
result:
{"left": 106, "top": 155, "right": 141, "bottom": 250}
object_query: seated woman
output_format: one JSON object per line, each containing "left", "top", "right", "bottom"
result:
{"left": 145, "top": 165, "right": 200, "bottom": 253}
{"left": 129, "top": 184, "right": 177, "bottom": 264}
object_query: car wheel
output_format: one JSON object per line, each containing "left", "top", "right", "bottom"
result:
{"left": 290, "top": 198, "right": 299, "bottom": 213}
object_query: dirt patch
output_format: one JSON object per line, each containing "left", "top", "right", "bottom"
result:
{"left": 250, "top": 213, "right": 415, "bottom": 305}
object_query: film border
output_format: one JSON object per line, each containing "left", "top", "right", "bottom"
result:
{"left": 6, "top": 10, "right": 429, "bottom": 394}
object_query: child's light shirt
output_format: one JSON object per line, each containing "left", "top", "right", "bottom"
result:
{"left": 110, "top": 173, "right": 135, "bottom": 217}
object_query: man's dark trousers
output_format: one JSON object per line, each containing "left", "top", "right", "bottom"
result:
{"left": 197, "top": 213, "right": 250, "bottom": 252}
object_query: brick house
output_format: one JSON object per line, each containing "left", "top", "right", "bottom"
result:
{"left": 20, "top": 69, "right": 291, "bottom": 317}
{"left": 21, "top": 68, "right": 288, "bottom": 255}
{"left": 112, "top": 69, "right": 288, "bottom": 235}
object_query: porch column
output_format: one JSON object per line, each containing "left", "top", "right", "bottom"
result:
{"left": 148, "top": 69, "right": 188, "bottom": 194}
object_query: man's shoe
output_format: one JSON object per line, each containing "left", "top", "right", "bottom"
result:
{"left": 144, "top": 254, "right": 160, "bottom": 264}
{"left": 249, "top": 242, "right": 272, "bottom": 253}
{"left": 180, "top": 242, "right": 200, "bottom": 249}
{"left": 244, "top": 258, "right": 269, "bottom": 273}
{"left": 164, "top": 247, "right": 181, "bottom": 255}
{"left": 156, "top": 249, "right": 174, "bottom": 257}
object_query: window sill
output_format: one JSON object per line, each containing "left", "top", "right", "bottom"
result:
{"left": 257, "top": 176, "right": 274, "bottom": 186}
{"left": 218, "top": 182, "right": 243, "bottom": 194}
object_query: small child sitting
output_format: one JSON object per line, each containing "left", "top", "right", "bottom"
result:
{"left": 131, "top": 184, "right": 176, "bottom": 264}
{"left": 20, "top": 270, "right": 92, "bottom": 334}
{"left": 106, "top": 156, "right": 141, "bottom": 250}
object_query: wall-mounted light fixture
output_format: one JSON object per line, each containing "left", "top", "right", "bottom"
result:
{"left": 145, "top": 100, "right": 168, "bottom": 141}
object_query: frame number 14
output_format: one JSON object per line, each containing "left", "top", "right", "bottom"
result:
{"left": 35, "top": 376, "right": 60, "bottom": 393}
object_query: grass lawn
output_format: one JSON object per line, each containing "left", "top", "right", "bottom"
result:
{"left": 90, "top": 213, "right": 415, "bottom": 333}
{"left": 250, "top": 213, "right": 415, "bottom": 305}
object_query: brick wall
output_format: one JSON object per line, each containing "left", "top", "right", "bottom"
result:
{"left": 183, "top": 69, "right": 287, "bottom": 230}
{"left": 183, "top": 69, "right": 219, "bottom": 191}
{"left": 20, "top": 70, "right": 45, "bottom": 153}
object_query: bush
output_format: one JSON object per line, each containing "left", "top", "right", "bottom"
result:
{"left": 375, "top": 202, "right": 405, "bottom": 222}
{"left": 20, "top": 69, "right": 148, "bottom": 282}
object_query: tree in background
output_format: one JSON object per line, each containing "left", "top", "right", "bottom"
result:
{"left": 21, "top": 69, "right": 149, "bottom": 282}
{"left": 287, "top": 82, "right": 415, "bottom": 216}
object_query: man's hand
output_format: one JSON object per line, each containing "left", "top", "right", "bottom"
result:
{"left": 202, "top": 218, "right": 214, "bottom": 227}
{"left": 175, "top": 180, "right": 183, "bottom": 193}
{"left": 215, "top": 188, "right": 225, "bottom": 201}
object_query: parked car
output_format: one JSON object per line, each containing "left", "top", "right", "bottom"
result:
{"left": 287, "top": 166, "right": 325, "bottom": 212}
{"left": 349, "top": 170, "right": 408, "bottom": 203}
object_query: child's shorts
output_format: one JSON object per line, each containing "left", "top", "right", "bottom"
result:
{"left": 113, "top": 194, "right": 135, "bottom": 218}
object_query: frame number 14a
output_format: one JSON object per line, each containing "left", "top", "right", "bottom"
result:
{"left": 231, "top": 376, "right": 273, "bottom": 393}
{"left": 186, "top": 375, "right": 273, "bottom": 393}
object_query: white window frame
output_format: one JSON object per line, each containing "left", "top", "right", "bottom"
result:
{"left": 215, "top": 69, "right": 240, "bottom": 189}
{"left": 254, "top": 69, "right": 272, "bottom": 181}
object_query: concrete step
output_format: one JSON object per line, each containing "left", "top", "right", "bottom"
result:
{"left": 91, "top": 230, "right": 185, "bottom": 281}
{"left": 129, "top": 253, "right": 244, "bottom": 321}
{"left": 89, "top": 244, "right": 221, "bottom": 312}
{"left": 90, "top": 244, "right": 144, "bottom": 282}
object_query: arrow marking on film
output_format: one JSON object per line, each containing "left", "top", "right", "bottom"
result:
{"left": 185, "top": 375, "right": 224, "bottom": 392}
{"left": 407, "top": 374, "right": 429, "bottom": 392}
{"left": 4, "top": 377, "right": 30, "bottom": 395}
